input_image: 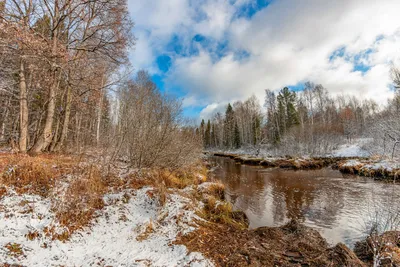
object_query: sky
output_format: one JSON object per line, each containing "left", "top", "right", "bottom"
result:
{"left": 127, "top": 0, "right": 400, "bottom": 119}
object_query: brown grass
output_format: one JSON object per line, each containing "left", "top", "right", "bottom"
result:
{"left": 4, "top": 243, "right": 23, "bottom": 258}
{"left": 202, "top": 181, "right": 225, "bottom": 200}
{"left": 136, "top": 219, "right": 155, "bottom": 241}
{"left": 51, "top": 165, "right": 108, "bottom": 240}
{"left": 198, "top": 195, "right": 248, "bottom": 229}
{"left": 25, "top": 231, "right": 40, "bottom": 241}
{"left": 0, "top": 153, "right": 210, "bottom": 242}
{"left": 176, "top": 220, "right": 365, "bottom": 267}
{"left": 0, "top": 153, "right": 78, "bottom": 197}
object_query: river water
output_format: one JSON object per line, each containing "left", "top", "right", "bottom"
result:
{"left": 208, "top": 156, "right": 400, "bottom": 247}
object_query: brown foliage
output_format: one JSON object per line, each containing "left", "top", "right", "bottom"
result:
{"left": 176, "top": 220, "right": 365, "bottom": 267}
{"left": 0, "top": 153, "right": 78, "bottom": 196}
{"left": 52, "top": 165, "right": 108, "bottom": 239}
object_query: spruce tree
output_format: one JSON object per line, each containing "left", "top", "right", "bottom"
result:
{"left": 224, "top": 103, "right": 235, "bottom": 148}
{"left": 277, "top": 87, "right": 299, "bottom": 136}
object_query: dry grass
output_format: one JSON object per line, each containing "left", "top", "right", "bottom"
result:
{"left": 175, "top": 220, "right": 361, "bottom": 267}
{"left": 0, "top": 153, "right": 78, "bottom": 197}
{"left": 198, "top": 195, "right": 248, "bottom": 229}
{"left": 51, "top": 165, "right": 108, "bottom": 240}
{"left": 136, "top": 219, "right": 155, "bottom": 241}
{"left": 0, "top": 153, "right": 210, "bottom": 242}
{"left": 4, "top": 243, "right": 23, "bottom": 258}
{"left": 25, "top": 231, "right": 40, "bottom": 241}
{"left": 202, "top": 181, "right": 225, "bottom": 200}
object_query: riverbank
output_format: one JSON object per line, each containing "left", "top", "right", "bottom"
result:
{"left": 211, "top": 151, "right": 366, "bottom": 170}
{"left": 0, "top": 152, "right": 398, "bottom": 266}
{"left": 209, "top": 151, "right": 400, "bottom": 182}
{"left": 0, "top": 152, "right": 213, "bottom": 266}
{"left": 336, "top": 159, "right": 400, "bottom": 181}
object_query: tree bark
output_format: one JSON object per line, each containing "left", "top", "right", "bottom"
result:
{"left": 19, "top": 59, "right": 28, "bottom": 153}
{"left": 96, "top": 72, "right": 105, "bottom": 146}
{"left": 1, "top": 96, "right": 11, "bottom": 141}
{"left": 29, "top": 1, "right": 59, "bottom": 154}
{"left": 54, "top": 85, "right": 71, "bottom": 151}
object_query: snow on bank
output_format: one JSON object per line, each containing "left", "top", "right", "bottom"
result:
{"left": 209, "top": 139, "right": 372, "bottom": 159}
{"left": 330, "top": 142, "right": 370, "bottom": 158}
{"left": 0, "top": 187, "right": 212, "bottom": 266}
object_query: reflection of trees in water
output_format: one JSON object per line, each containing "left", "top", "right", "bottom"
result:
{"left": 211, "top": 158, "right": 368, "bottom": 230}
{"left": 267, "top": 170, "right": 317, "bottom": 222}
{"left": 210, "top": 157, "right": 268, "bottom": 219}
{"left": 271, "top": 185, "right": 286, "bottom": 224}
{"left": 306, "top": 184, "right": 345, "bottom": 227}
{"left": 210, "top": 157, "right": 400, "bottom": 246}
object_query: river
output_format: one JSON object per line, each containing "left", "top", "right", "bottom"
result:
{"left": 208, "top": 156, "right": 400, "bottom": 247}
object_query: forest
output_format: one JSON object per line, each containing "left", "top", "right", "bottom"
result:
{"left": 199, "top": 78, "right": 400, "bottom": 157}
{"left": 1, "top": 0, "right": 400, "bottom": 266}
{"left": 0, "top": 0, "right": 199, "bottom": 168}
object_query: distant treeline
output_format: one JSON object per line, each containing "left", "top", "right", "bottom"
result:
{"left": 198, "top": 79, "right": 400, "bottom": 156}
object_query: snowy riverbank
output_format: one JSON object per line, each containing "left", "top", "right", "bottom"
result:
{"left": 0, "top": 186, "right": 212, "bottom": 266}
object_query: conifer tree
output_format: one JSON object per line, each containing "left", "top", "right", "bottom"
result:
{"left": 277, "top": 87, "right": 299, "bottom": 136}
{"left": 224, "top": 103, "right": 235, "bottom": 148}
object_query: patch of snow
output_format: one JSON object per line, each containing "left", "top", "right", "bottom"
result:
{"left": 331, "top": 143, "right": 370, "bottom": 158}
{"left": 341, "top": 160, "right": 363, "bottom": 167}
{"left": 0, "top": 188, "right": 213, "bottom": 266}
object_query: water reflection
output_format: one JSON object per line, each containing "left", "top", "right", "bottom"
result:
{"left": 208, "top": 156, "right": 400, "bottom": 247}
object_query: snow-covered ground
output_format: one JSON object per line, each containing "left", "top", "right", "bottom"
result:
{"left": 209, "top": 138, "right": 372, "bottom": 158}
{"left": 330, "top": 143, "right": 370, "bottom": 157}
{"left": 0, "top": 187, "right": 212, "bottom": 266}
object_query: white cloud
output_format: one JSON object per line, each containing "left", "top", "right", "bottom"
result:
{"left": 128, "top": 0, "right": 400, "bottom": 117}
{"left": 199, "top": 102, "right": 226, "bottom": 120}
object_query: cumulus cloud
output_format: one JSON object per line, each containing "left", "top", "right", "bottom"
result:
{"left": 128, "top": 0, "right": 400, "bottom": 119}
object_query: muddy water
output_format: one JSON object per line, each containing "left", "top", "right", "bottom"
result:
{"left": 209, "top": 156, "right": 400, "bottom": 247}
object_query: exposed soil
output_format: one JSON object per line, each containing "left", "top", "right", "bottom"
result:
{"left": 176, "top": 220, "right": 366, "bottom": 267}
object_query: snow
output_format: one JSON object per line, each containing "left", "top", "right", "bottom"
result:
{"left": 0, "top": 187, "right": 213, "bottom": 266}
{"left": 209, "top": 138, "right": 373, "bottom": 158}
{"left": 331, "top": 143, "right": 370, "bottom": 158}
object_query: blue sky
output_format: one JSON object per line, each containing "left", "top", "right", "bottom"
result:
{"left": 150, "top": 0, "right": 271, "bottom": 118}
{"left": 128, "top": 0, "right": 400, "bottom": 119}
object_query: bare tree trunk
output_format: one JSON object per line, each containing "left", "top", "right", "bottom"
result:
{"left": 1, "top": 96, "right": 11, "bottom": 141}
{"left": 54, "top": 85, "right": 71, "bottom": 151}
{"left": 29, "top": 1, "right": 59, "bottom": 154}
{"left": 19, "top": 59, "right": 28, "bottom": 153}
{"left": 75, "top": 112, "right": 82, "bottom": 153}
{"left": 49, "top": 115, "right": 60, "bottom": 152}
{"left": 29, "top": 74, "right": 57, "bottom": 154}
{"left": 96, "top": 73, "right": 105, "bottom": 146}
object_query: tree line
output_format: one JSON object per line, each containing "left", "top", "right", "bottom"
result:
{"left": 0, "top": 0, "right": 133, "bottom": 154}
{"left": 0, "top": 0, "right": 201, "bottom": 168}
{"left": 199, "top": 76, "right": 400, "bottom": 156}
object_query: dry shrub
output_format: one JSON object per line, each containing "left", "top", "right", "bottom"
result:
{"left": 199, "top": 196, "right": 247, "bottom": 229}
{"left": 136, "top": 219, "right": 155, "bottom": 241}
{"left": 154, "top": 164, "right": 206, "bottom": 189}
{"left": 202, "top": 182, "right": 225, "bottom": 200}
{"left": 0, "top": 186, "right": 6, "bottom": 199}
{"left": 4, "top": 243, "right": 23, "bottom": 258}
{"left": 354, "top": 231, "right": 400, "bottom": 266}
{"left": 1, "top": 159, "right": 56, "bottom": 197}
{"left": 25, "top": 231, "right": 40, "bottom": 241}
{"left": 52, "top": 165, "right": 107, "bottom": 240}
{"left": 0, "top": 153, "right": 78, "bottom": 197}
